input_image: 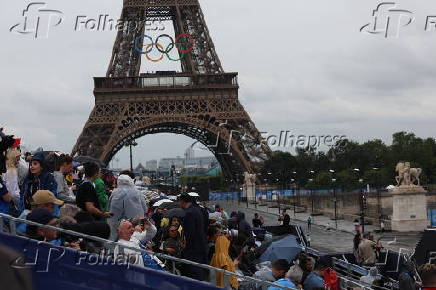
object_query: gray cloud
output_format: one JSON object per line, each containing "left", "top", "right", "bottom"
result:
{"left": 2, "top": 0, "right": 436, "bottom": 168}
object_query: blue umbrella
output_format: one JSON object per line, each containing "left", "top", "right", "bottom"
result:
{"left": 259, "top": 235, "right": 303, "bottom": 263}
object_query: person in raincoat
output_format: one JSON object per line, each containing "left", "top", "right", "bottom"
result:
{"left": 210, "top": 235, "right": 238, "bottom": 289}
{"left": 107, "top": 172, "right": 148, "bottom": 241}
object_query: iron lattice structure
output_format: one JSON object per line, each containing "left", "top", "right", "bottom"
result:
{"left": 72, "top": 0, "right": 271, "bottom": 180}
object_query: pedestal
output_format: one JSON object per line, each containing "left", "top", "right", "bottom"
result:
{"left": 244, "top": 184, "right": 256, "bottom": 202}
{"left": 389, "top": 186, "right": 428, "bottom": 232}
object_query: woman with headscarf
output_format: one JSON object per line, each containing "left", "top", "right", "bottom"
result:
{"left": 210, "top": 235, "right": 239, "bottom": 289}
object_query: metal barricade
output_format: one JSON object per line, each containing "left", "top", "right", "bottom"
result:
{"left": 0, "top": 213, "right": 297, "bottom": 290}
{"left": 332, "top": 257, "right": 396, "bottom": 290}
{"left": 338, "top": 276, "right": 373, "bottom": 289}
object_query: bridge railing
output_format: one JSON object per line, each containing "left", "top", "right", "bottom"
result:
{"left": 0, "top": 213, "right": 297, "bottom": 290}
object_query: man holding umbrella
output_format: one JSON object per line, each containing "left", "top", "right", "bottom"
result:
{"left": 178, "top": 193, "right": 207, "bottom": 281}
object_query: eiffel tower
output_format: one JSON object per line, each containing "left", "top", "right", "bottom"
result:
{"left": 72, "top": 0, "right": 271, "bottom": 180}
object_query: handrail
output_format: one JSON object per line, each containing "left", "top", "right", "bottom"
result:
{"left": 332, "top": 257, "right": 396, "bottom": 290}
{"left": 94, "top": 73, "right": 238, "bottom": 90}
{"left": 332, "top": 257, "right": 369, "bottom": 276}
{"left": 338, "top": 275, "right": 382, "bottom": 290}
{"left": 0, "top": 213, "right": 297, "bottom": 290}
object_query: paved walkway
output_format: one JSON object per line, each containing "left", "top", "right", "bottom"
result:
{"left": 212, "top": 200, "right": 420, "bottom": 254}
{"left": 245, "top": 201, "right": 377, "bottom": 234}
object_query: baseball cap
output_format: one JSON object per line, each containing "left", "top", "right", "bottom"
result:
{"left": 26, "top": 208, "right": 57, "bottom": 237}
{"left": 27, "top": 208, "right": 55, "bottom": 225}
{"left": 32, "top": 190, "right": 64, "bottom": 206}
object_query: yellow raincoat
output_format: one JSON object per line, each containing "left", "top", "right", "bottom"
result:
{"left": 210, "top": 236, "right": 238, "bottom": 289}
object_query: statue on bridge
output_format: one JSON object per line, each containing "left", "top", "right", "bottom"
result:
{"left": 395, "top": 162, "right": 422, "bottom": 186}
{"left": 390, "top": 162, "right": 427, "bottom": 232}
{"left": 244, "top": 172, "right": 256, "bottom": 188}
{"left": 243, "top": 172, "right": 256, "bottom": 201}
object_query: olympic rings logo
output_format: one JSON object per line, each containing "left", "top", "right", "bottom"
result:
{"left": 134, "top": 33, "right": 195, "bottom": 62}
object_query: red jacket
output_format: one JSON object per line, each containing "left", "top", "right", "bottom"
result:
{"left": 324, "top": 267, "right": 339, "bottom": 290}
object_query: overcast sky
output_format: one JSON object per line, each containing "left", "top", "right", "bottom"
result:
{"left": 2, "top": 0, "right": 436, "bottom": 168}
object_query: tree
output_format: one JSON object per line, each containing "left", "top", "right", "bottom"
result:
{"left": 327, "top": 139, "right": 361, "bottom": 171}
{"left": 180, "top": 174, "right": 225, "bottom": 191}
{"left": 261, "top": 151, "right": 297, "bottom": 187}
{"left": 312, "top": 171, "right": 333, "bottom": 189}
{"left": 337, "top": 170, "right": 359, "bottom": 190}
{"left": 257, "top": 131, "right": 436, "bottom": 190}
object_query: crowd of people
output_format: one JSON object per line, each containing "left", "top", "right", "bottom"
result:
{"left": 0, "top": 135, "right": 337, "bottom": 290}
{"left": 0, "top": 128, "right": 291, "bottom": 288}
{"left": 1, "top": 128, "right": 436, "bottom": 290}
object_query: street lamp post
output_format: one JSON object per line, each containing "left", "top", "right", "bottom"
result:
{"left": 309, "top": 170, "right": 315, "bottom": 215}
{"left": 330, "top": 169, "right": 337, "bottom": 230}
{"left": 276, "top": 178, "right": 281, "bottom": 213}
{"left": 125, "top": 140, "right": 138, "bottom": 172}
{"left": 232, "top": 179, "right": 241, "bottom": 206}
{"left": 263, "top": 178, "right": 267, "bottom": 199}
{"left": 264, "top": 178, "right": 268, "bottom": 213}
{"left": 255, "top": 173, "right": 261, "bottom": 210}
{"left": 243, "top": 186, "right": 247, "bottom": 208}
{"left": 267, "top": 172, "right": 272, "bottom": 200}
{"left": 170, "top": 165, "right": 176, "bottom": 187}
{"left": 292, "top": 171, "right": 298, "bottom": 212}
{"left": 373, "top": 167, "right": 382, "bottom": 230}
{"left": 354, "top": 168, "right": 366, "bottom": 234}
{"left": 228, "top": 179, "right": 233, "bottom": 203}
{"left": 255, "top": 189, "right": 258, "bottom": 209}
{"left": 130, "top": 145, "right": 133, "bottom": 171}
{"left": 309, "top": 178, "right": 314, "bottom": 215}
{"left": 361, "top": 181, "right": 366, "bottom": 234}
{"left": 291, "top": 178, "right": 296, "bottom": 218}
{"left": 239, "top": 176, "right": 247, "bottom": 208}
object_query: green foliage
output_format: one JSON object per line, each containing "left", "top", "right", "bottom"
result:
{"left": 180, "top": 173, "right": 225, "bottom": 191}
{"left": 336, "top": 170, "right": 359, "bottom": 190}
{"left": 261, "top": 151, "right": 297, "bottom": 187}
{"left": 312, "top": 171, "right": 333, "bottom": 189}
{"left": 260, "top": 131, "right": 436, "bottom": 190}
